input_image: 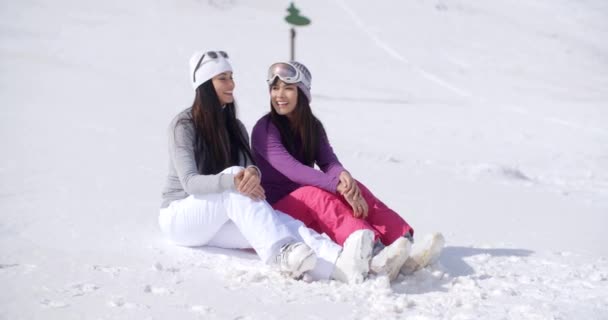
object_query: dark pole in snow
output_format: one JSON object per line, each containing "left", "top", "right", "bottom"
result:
{"left": 290, "top": 28, "right": 296, "bottom": 60}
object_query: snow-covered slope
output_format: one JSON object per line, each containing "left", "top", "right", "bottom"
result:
{"left": 1, "top": 0, "right": 607, "bottom": 319}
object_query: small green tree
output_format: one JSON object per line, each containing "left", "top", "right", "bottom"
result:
{"left": 285, "top": 2, "right": 310, "bottom": 26}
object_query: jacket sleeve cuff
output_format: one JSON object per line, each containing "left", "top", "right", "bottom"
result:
{"left": 328, "top": 166, "right": 346, "bottom": 178}
{"left": 220, "top": 173, "right": 236, "bottom": 190}
{"left": 330, "top": 174, "right": 341, "bottom": 194}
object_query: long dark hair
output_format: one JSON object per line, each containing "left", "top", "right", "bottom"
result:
{"left": 178, "top": 79, "right": 253, "bottom": 175}
{"left": 269, "top": 81, "right": 322, "bottom": 167}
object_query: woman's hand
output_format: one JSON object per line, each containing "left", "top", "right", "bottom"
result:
{"left": 338, "top": 185, "right": 368, "bottom": 219}
{"left": 338, "top": 171, "right": 367, "bottom": 217}
{"left": 345, "top": 195, "right": 369, "bottom": 219}
{"left": 234, "top": 167, "right": 265, "bottom": 201}
{"left": 339, "top": 171, "right": 361, "bottom": 200}
{"left": 247, "top": 185, "right": 266, "bottom": 201}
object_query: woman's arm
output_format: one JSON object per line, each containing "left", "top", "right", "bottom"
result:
{"left": 169, "top": 120, "right": 235, "bottom": 195}
{"left": 315, "top": 125, "right": 366, "bottom": 216}
{"left": 234, "top": 120, "right": 264, "bottom": 200}
{"left": 237, "top": 120, "right": 262, "bottom": 177}
{"left": 315, "top": 126, "right": 346, "bottom": 178}
{"left": 252, "top": 119, "right": 340, "bottom": 193}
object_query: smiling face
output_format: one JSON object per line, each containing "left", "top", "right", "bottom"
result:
{"left": 270, "top": 80, "right": 298, "bottom": 119}
{"left": 211, "top": 72, "right": 235, "bottom": 105}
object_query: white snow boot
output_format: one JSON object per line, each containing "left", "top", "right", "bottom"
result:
{"left": 275, "top": 242, "right": 317, "bottom": 279}
{"left": 370, "top": 236, "right": 411, "bottom": 281}
{"left": 332, "top": 229, "right": 375, "bottom": 284}
{"left": 400, "top": 232, "right": 445, "bottom": 275}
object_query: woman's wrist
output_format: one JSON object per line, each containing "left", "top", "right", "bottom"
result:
{"left": 246, "top": 165, "right": 262, "bottom": 177}
{"left": 336, "top": 180, "right": 346, "bottom": 194}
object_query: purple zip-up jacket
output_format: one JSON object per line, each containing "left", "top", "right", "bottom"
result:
{"left": 251, "top": 114, "right": 345, "bottom": 204}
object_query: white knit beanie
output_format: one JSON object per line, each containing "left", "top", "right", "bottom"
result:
{"left": 189, "top": 50, "right": 233, "bottom": 90}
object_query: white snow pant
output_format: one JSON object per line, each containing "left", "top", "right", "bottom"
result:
{"left": 158, "top": 166, "right": 341, "bottom": 281}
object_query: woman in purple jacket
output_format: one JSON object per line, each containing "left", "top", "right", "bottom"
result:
{"left": 252, "top": 61, "right": 445, "bottom": 281}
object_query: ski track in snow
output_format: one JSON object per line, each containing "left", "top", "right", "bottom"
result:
{"left": 335, "top": 0, "right": 608, "bottom": 140}
{"left": 334, "top": 0, "right": 474, "bottom": 99}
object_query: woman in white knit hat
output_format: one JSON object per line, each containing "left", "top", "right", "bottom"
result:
{"left": 158, "top": 50, "right": 375, "bottom": 283}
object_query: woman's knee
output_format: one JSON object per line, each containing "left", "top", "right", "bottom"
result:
{"left": 294, "top": 186, "right": 334, "bottom": 199}
{"left": 160, "top": 197, "right": 228, "bottom": 246}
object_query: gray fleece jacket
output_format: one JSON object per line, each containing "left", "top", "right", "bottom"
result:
{"left": 160, "top": 108, "right": 255, "bottom": 208}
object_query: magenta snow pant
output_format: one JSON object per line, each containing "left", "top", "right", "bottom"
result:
{"left": 272, "top": 181, "right": 414, "bottom": 246}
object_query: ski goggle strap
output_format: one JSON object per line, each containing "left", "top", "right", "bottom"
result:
{"left": 266, "top": 62, "right": 309, "bottom": 87}
{"left": 193, "top": 51, "right": 229, "bottom": 82}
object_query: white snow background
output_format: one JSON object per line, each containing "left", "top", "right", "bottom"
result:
{"left": 1, "top": 0, "right": 607, "bottom": 319}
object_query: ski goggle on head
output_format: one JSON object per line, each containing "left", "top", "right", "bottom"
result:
{"left": 266, "top": 62, "right": 310, "bottom": 88}
{"left": 192, "top": 50, "right": 229, "bottom": 82}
